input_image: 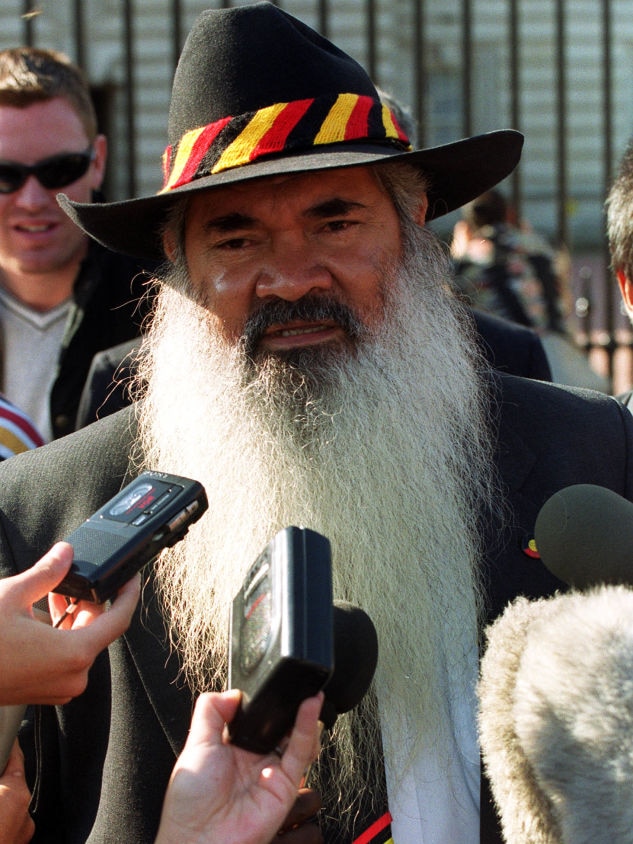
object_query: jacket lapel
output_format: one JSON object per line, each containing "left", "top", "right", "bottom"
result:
{"left": 121, "top": 575, "right": 194, "bottom": 755}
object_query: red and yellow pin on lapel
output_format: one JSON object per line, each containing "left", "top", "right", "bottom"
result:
{"left": 522, "top": 535, "right": 540, "bottom": 559}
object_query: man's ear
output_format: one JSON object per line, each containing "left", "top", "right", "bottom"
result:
{"left": 617, "top": 269, "right": 633, "bottom": 316}
{"left": 162, "top": 229, "right": 178, "bottom": 264}
{"left": 90, "top": 134, "right": 108, "bottom": 190}
{"left": 414, "top": 194, "right": 429, "bottom": 226}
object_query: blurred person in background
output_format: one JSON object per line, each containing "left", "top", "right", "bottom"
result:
{"left": 451, "top": 189, "right": 610, "bottom": 391}
{"left": 376, "top": 88, "right": 552, "bottom": 382}
{"left": 0, "top": 47, "right": 154, "bottom": 441}
{"left": 451, "top": 188, "right": 566, "bottom": 333}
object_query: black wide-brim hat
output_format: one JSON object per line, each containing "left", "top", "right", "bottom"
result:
{"left": 59, "top": 2, "right": 524, "bottom": 262}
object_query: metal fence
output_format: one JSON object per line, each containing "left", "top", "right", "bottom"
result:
{"left": 9, "top": 0, "right": 633, "bottom": 389}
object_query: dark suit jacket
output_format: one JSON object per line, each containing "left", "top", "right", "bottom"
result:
{"left": 74, "top": 338, "right": 143, "bottom": 430}
{"left": 1, "top": 373, "right": 632, "bottom": 843}
{"left": 618, "top": 388, "right": 633, "bottom": 411}
{"left": 46, "top": 242, "right": 154, "bottom": 439}
{"left": 471, "top": 309, "right": 552, "bottom": 381}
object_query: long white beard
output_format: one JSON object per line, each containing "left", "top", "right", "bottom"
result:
{"left": 135, "top": 225, "right": 500, "bottom": 830}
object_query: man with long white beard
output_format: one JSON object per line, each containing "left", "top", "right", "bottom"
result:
{"left": 0, "top": 4, "right": 632, "bottom": 844}
{"left": 140, "top": 169, "right": 495, "bottom": 843}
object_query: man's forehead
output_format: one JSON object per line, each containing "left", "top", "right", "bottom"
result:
{"left": 189, "top": 164, "right": 392, "bottom": 215}
{"left": 0, "top": 97, "right": 89, "bottom": 159}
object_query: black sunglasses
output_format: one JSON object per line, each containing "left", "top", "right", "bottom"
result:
{"left": 0, "top": 146, "right": 95, "bottom": 194}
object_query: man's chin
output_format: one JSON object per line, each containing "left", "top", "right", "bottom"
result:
{"left": 241, "top": 341, "right": 355, "bottom": 411}
{"left": 251, "top": 335, "right": 355, "bottom": 367}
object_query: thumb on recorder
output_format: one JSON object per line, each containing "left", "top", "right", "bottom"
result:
{"left": 156, "top": 689, "right": 324, "bottom": 844}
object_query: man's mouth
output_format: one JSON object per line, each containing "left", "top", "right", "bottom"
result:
{"left": 273, "top": 325, "right": 325, "bottom": 337}
{"left": 261, "top": 321, "right": 342, "bottom": 351}
{"left": 243, "top": 297, "right": 362, "bottom": 359}
{"left": 14, "top": 222, "right": 56, "bottom": 234}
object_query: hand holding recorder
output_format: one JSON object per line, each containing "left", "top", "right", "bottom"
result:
{"left": 227, "top": 526, "right": 378, "bottom": 754}
{"left": 156, "top": 690, "right": 323, "bottom": 844}
{"left": 0, "top": 541, "right": 139, "bottom": 707}
{"left": 0, "top": 470, "right": 207, "bottom": 702}
{"left": 0, "top": 470, "right": 207, "bottom": 704}
{"left": 0, "top": 471, "right": 207, "bottom": 773}
{"left": 222, "top": 526, "right": 377, "bottom": 843}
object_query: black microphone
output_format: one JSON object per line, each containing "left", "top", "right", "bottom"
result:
{"left": 534, "top": 483, "right": 633, "bottom": 588}
{"left": 320, "top": 601, "right": 378, "bottom": 729}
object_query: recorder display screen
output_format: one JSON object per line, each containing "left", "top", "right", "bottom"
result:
{"left": 103, "top": 479, "right": 182, "bottom": 525}
{"left": 240, "top": 552, "right": 272, "bottom": 673}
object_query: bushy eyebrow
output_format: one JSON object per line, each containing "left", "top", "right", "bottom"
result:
{"left": 203, "top": 212, "right": 256, "bottom": 233}
{"left": 202, "top": 198, "right": 366, "bottom": 233}
{"left": 305, "top": 198, "right": 366, "bottom": 219}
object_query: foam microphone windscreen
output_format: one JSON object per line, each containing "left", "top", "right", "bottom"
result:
{"left": 534, "top": 483, "right": 633, "bottom": 588}
{"left": 320, "top": 601, "right": 378, "bottom": 729}
{"left": 479, "top": 585, "right": 633, "bottom": 844}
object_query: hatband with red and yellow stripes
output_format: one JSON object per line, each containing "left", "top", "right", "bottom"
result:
{"left": 160, "top": 93, "right": 411, "bottom": 192}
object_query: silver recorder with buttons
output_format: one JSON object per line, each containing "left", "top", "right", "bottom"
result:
{"left": 53, "top": 471, "right": 208, "bottom": 602}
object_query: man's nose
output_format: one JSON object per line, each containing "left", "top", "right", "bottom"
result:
{"left": 13, "top": 175, "right": 51, "bottom": 209}
{"left": 255, "top": 236, "right": 333, "bottom": 302}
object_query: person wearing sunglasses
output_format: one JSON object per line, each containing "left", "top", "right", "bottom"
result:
{"left": 0, "top": 47, "right": 155, "bottom": 442}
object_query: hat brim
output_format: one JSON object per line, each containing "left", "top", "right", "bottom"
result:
{"left": 59, "top": 129, "right": 523, "bottom": 262}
